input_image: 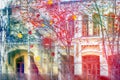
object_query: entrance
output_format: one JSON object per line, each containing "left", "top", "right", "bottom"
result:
{"left": 82, "top": 55, "right": 100, "bottom": 80}
{"left": 16, "top": 56, "right": 24, "bottom": 73}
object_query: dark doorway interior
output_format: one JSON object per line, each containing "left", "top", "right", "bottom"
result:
{"left": 16, "top": 56, "right": 24, "bottom": 73}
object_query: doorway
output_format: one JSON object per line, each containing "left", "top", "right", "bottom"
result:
{"left": 82, "top": 55, "right": 100, "bottom": 80}
{"left": 16, "top": 56, "right": 24, "bottom": 73}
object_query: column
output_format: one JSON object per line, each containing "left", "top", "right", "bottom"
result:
{"left": 74, "top": 42, "right": 82, "bottom": 75}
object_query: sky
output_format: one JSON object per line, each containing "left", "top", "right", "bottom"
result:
{"left": 0, "top": 0, "right": 12, "bottom": 9}
{"left": 0, "top": 0, "right": 6, "bottom": 9}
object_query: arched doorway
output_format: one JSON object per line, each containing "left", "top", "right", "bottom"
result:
{"left": 8, "top": 49, "right": 44, "bottom": 80}
{"left": 16, "top": 56, "right": 24, "bottom": 74}
{"left": 82, "top": 55, "right": 100, "bottom": 80}
{"left": 8, "top": 49, "right": 33, "bottom": 74}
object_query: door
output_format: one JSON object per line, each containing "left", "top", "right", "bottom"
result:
{"left": 82, "top": 55, "right": 100, "bottom": 80}
{"left": 16, "top": 56, "right": 24, "bottom": 74}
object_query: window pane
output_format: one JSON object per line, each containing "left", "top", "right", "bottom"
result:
{"left": 82, "top": 15, "right": 88, "bottom": 36}
{"left": 92, "top": 13, "right": 100, "bottom": 36}
{"left": 107, "top": 12, "right": 114, "bottom": 34}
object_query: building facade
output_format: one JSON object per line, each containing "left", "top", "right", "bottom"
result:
{"left": 0, "top": 0, "right": 120, "bottom": 80}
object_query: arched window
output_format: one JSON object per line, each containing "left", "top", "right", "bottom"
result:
{"left": 92, "top": 13, "right": 100, "bottom": 36}
{"left": 82, "top": 14, "right": 88, "bottom": 36}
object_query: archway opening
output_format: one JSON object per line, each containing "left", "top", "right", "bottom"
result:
{"left": 16, "top": 56, "right": 24, "bottom": 73}
{"left": 82, "top": 55, "right": 100, "bottom": 80}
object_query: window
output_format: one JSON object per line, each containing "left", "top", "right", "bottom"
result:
{"left": 92, "top": 13, "right": 100, "bottom": 36}
{"left": 107, "top": 12, "right": 114, "bottom": 34}
{"left": 82, "top": 15, "right": 89, "bottom": 36}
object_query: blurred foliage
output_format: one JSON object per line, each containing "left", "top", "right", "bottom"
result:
{"left": 6, "top": 17, "right": 36, "bottom": 43}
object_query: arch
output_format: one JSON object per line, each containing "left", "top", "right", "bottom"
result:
{"left": 81, "top": 51, "right": 100, "bottom": 56}
{"left": 7, "top": 49, "right": 45, "bottom": 79}
{"left": 7, "top": 49, "right": 34, "bottom": 74}
{"left": 8, "top": 49, "right": 33, "bottom": 65}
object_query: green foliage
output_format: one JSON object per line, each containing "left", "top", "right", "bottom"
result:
{"left": 7, "top": 17, "right": 36, "bottom": 43}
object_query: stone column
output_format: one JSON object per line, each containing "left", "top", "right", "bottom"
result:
{"left": 74, "top": 42, "right": 82, "bottom": 75}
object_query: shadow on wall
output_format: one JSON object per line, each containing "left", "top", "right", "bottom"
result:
{"left": 29, "top": 56, "right": 45, "bottom": 80}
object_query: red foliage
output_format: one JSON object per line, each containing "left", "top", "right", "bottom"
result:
{"left": 42, "top": 37, "right": 53, "bottom": 48}
{"left": 28, "top": 30, "right": 32, "bottom": 35}
{"left": 30, "top": 20, "right": 40, "bottom": 27}
{"left": 36, "top": 13, "right": 40, "bottom": 18}
{"left": 51, "top": 52, "right": 55, "bottom": 57}
{"left": 30, "top": 44, "right": 34, "bottom": 48}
